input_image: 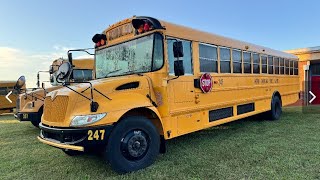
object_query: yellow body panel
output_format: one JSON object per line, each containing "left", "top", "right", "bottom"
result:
{"left": 41, "top": 17, "right": 300, "bottom": 142}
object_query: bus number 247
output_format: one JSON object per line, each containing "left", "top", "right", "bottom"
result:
{"left": 87, "top": 130, "right": 105, "bottom": 140}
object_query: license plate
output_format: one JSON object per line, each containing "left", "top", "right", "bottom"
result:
{"left": 22, "top": 113, "right": 28, "bottom": 119}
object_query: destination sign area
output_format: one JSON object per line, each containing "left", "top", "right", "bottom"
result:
{"left": 107, "top": 23, "right": 134, "bottom": 41}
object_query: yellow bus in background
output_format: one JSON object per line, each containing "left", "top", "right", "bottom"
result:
{"left": 15, "top": 58, "right": 94, "bottom": 127}
{"left": 38, "top": 16, "right": 299, "bottom": 173}
{"left": 0, "top": 80, "right": 24, "bottom": 114}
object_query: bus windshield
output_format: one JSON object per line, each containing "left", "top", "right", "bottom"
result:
{"left": 95, "top": 33, "right": 163, "bottom": 79}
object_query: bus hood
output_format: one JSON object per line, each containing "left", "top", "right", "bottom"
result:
{"left": 42, "top": 75, "right": 152, "bottom": 127}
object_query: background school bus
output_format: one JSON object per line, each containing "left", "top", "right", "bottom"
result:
{"left": 15, "top": 58, "right": 94, "bottom": 127}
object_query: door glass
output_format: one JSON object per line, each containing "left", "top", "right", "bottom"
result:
{"left": 167, "top": 38, "right": 193, "bottom": 75}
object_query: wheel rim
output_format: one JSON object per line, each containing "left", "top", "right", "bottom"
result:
{"left": 120, "top": 129, "right": 149, "bottom": 161}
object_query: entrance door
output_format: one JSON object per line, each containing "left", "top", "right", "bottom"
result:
{"left": 166, "top": 38, "right": 202, "bottom": 135}
{"left": 311, "top": 76, "right": 320, "bottom": 104}
{"left": 167, "top": 38, "right": 195, "bottom": 110}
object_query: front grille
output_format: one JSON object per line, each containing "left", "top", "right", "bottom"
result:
{"left": 43, "top": 96, "right": 69, "bottom": 123}
{"left": 41, "top": 130, "right": 86, "bottom": 144}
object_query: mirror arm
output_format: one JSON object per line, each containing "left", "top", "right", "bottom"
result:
{"left": 68, "top": 48, "right": 95, "bottom": 56}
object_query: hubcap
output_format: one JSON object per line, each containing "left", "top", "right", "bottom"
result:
{"left": 121, "top": 130, "right": 149, "bottom": 161}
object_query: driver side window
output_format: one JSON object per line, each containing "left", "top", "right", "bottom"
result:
{"left": 167, "top": 38, "right": 193, "bottom": 75}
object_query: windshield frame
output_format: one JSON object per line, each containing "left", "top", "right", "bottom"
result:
{"left": 94, "top": 32, "right": 164, "bottom": 79}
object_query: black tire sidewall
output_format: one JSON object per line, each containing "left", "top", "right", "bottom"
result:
{"left": 106, "top": 116, "right": 160, "bottom": 173}
{"left": 271, "top": 96, "right": 282, "bottom": 120}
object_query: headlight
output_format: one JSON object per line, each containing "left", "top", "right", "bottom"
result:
{"left": 70, "top": 113, "right": 106, "bottom": 127}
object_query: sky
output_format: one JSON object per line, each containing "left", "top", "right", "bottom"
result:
{"left": 0, "top": 0, "right": 319, "bottom": 87}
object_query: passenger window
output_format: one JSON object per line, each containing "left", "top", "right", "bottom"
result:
{"left": 167, "top": 39, "right": 193, "bottom": 75}
{"left": 220, "top": 47, "right": 231, "bottom": 73}
{"left": 253, "top": 53, "right": 260, "bottom": 74}
{"left": 232, "top": 49, "right": 242, "bottom": 73}
{"left": 261, "top": 56, "right": 267, "bottom": 73}
{"left": 243, "top": 52, "right": 251, "bottom": 73}
{"left": 274, "top": 57, "right": 279, "bottom": 74}
{"left": 294, "top": 61, "right": 298, "bottom": 75}
{"left": 199, "top": 43, "right": 218, "bottom": 73}
{"left": 268, "top": 56, "right": 274, "bottom": 74}
{"left": 280, "top": 58, "right": 284, "bottom": 74}
{"left": 290, "top": 60, "right": 294, "bottom": 75}
{"left": 285, "top": 59, "right": 290, "bottom": 75}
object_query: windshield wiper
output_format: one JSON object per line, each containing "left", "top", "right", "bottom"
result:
{"left": 104, "top": 69, "right": 122, "bottom": 78}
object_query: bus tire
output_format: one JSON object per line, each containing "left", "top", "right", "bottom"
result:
{"left": 269, "top": 95, "right": 282, "bottom": 120}
{"left": 105, "top": 116, "right": 160, "bottom": 174}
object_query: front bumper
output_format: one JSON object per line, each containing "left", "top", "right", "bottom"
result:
{"left": 38, "top": 123, "right": 113, "bottom": 151}
{"left": 15, "top": 112, "right": 40, "bottom": 122}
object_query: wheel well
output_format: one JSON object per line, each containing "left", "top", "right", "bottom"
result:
{"left": 121, "top": 107, "right": 164, "bottom": 136}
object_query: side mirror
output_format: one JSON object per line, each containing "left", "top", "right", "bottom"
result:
{"left": 173, "top": 41, "right": 184, "bottom": 58}
{"left": 56, "top": 62, "right": 72, "bottom": 82}
{"left": 68, "top": 52, "right": 73, "bottom": 62}
{"left": 174, "top": 60, "right": 185, "bottom": 76}
{"left": 14, "top": 76, "right": 26, "bottom": 90}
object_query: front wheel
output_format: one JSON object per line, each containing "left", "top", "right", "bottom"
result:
{"left": 106, "top": 116, "right": 160, "bottom": 174}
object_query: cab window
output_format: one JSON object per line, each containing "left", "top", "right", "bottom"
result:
{"left": 167, "top": 38, "right": 193, "bottom": 75}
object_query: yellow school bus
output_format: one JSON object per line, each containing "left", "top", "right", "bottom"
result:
{"left": 0, "top": 81, "right": 22, "bottom": 114}
{"left": 16, "top": 58, "right": 94, "bottom": 127}
{"left": 38, "top": 16, "right": 299, "bottom": 173}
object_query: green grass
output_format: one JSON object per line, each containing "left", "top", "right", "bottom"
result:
{"left": 1, "top": 107, "right": 320, "bottom": 179}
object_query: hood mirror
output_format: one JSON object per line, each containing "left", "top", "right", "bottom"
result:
{"left": 56, "top": 62, "right": 72, "bottom": 82}
{"left": 14, "top": 76, "right": 26, "bottom": 90}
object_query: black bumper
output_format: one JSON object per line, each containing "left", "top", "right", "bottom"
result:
{"left": 39, "top": 123, "right": 113, "bottom": 151}
{"left": 15, "top": 112, "right": 40, "bottom": 122}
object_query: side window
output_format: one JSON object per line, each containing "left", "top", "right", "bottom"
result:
{"left": 261, "top": 55, "right": 267, "bottom": 74}
{"left": 152, "top": 33, "right": 164, "bottom": 71}
{"left": 285, "top": 59, "right": 290, "bottom": 75}
{"left": 274, "top": 57, "right": 279, "bottom": 74}
{"left": 268, "top": 56, "right": 274, "bottom": 74}
{"left": 253, "top": 53, "right": 260, "bottom": 74}
{"left": 199, "top": 43, "right": 218, "bottom": 73}
{"left": 290, "top": 60, "right": 294, "bottom": 75}
{"left": 280, "top": 58, "right": 284, "bottom": 74}
{"left": 243, "top": 52, "right": 251, "bottom": 73}
{"left": 220, "top": 47, "right": 231, "bottom": 73}
{"left": 167, "top": 39, "right": 193, "bottom": 75}
{"left": 232, "top": 49, "right": 242, "bottom": 73}
{"left": 294, "top": 61, "right": 298, "bottom": 75}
